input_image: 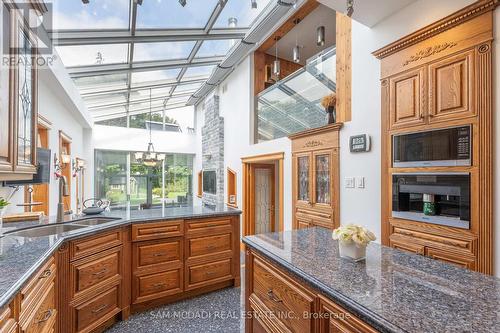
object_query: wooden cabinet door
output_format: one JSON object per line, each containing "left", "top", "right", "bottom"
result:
{"left": 312, "top": 150, "right": 333, "bottom": 208}
{"left": 389, "top": 67, "right": 426, "bottom": 130}
{"left": 428, "top": 49, "right": 474, "bottom": 123}
{"left": 425, "top": 247, "right": 475, "bottom": 270}
{"left": 294, "top": 152, "right": 312, "bottom": 206}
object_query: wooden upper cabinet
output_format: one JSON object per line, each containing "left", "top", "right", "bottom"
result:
{"left": 428, "top": 49, "right": 475, "bottom": 123}
{"left": 389, "top": 67, "right": 426, "bottom": 130}
{"left": 0, "top": 3, "right": 38, "bottom": 180}
{"left": 290, "top": 124, "right": 341, "bottom": 230}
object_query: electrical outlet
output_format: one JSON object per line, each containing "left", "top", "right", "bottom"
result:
{"left": 345, "top": 177, "right": 355, "bottom": 188}
{"left": 357, "top": 177, "right": 365, "bottom": 188}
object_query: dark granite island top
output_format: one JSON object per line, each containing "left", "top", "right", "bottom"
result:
{"left": 243, "top": 227, "right": 500, "bottom": 333}
{"left": 0, "top": 205, "right": 241, "bottom": 309}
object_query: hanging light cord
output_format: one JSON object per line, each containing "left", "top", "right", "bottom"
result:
{"left": 149, "top": 88, "right": 152, "bottom": 144}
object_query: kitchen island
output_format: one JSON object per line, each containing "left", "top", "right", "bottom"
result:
{"left": 0, "top": 205, "right": 241, "bottom": 333}
{"left": 243, "top": 227, "right": 500, "bottom": 333}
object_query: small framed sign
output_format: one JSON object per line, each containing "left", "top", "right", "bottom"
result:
{"left": 350, "top": 134, "right": 371, "bottom": 153}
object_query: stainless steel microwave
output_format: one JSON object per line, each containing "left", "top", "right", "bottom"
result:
{"left": 393, "top": 125, "right": 471, "bottom": 168}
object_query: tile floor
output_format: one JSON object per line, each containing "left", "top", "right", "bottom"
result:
{"left": 107, "top": 254, "right": 246, "bottom": 332}
{"left": 106, "top": 287, "right": 244, "bottom": 333}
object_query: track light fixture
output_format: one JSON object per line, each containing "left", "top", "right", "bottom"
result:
{"left": 316, "top": 26, "right": 325, "bottom": 46}
{"left": 346, "top": 0, "right": 354, "bottom": 17}
{"left": 251, "top": 0, "right": 257, "bottom": 9}
{"left": 135, "top": 0, "right": 143, "bottom": 5}
{"left": 273, "top": 36, "right": 281, "bottom": 77}
{"left": 179, "top": 0, "right": 187, "bottom": 7}
{"left": 81, "top": 0, "right": 89, "bottom": 4}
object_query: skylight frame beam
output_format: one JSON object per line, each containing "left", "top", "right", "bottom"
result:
{"left": 79, "top": 76, "right": 208, "bottom": 97}
{"left": 68, "top": 56, "right": 224, "bottom": 77}
{"left": 50, "top": 28, "right": 247, "bottom": 46}
{"left": 87, "top": 90, "right": 196, "bottom": 110}
{"left": 93, "top": 102, "right": 189, "bottom": 121}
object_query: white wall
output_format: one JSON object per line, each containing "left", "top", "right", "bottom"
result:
{"left": 338, "top": 0, "right": 475, "bottom": 241}
{"left": 200, "top": 0, "right": 500, "bottom": 276}
{"left": 0, "top": 74, "right": 92, "bottom": 216}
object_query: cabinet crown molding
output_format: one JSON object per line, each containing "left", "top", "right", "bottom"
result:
{"left": 372, "top": 0, "right": 499, "bottom": 59}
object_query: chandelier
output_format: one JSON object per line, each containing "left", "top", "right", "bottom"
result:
{"left": 134, "top": 88, "right": 165, "bottom": 167}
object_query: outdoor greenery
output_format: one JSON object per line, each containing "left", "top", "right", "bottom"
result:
{"left": 0, "top": 197, "right": 10, "bottom": 209}
{"left": 96, "top": 113, "right": 178, "bottom": 129}
{"left": 96, "top": 150, "right": 193, "bottom": 208}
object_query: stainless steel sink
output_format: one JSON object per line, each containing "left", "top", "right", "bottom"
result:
{"left": 69, "top": 218, "right": 119, "bottom": 226}
{"left": 6, "top": 224, "right": 88, "bottom": 238}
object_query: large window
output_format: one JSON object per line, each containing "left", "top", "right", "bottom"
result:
{"left": 95, "top": 150, "right": 194, "bottom": 210}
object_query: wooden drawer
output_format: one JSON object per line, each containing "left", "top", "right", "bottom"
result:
{"left": 251, "top": 255, "right": 315, "bottom": 333}
{"left": 425, "top": 247, "right": 476, "bottom": 270}
{"left": 20, "top": 257, "right": 56, "bottom": 315}
{"left": 132, "top": 220, "right": 183, "bottom": 241}
{"left": 133, "top": 268, "right": 183, "bottom": 304}
{"left": 319, "top": 295, "right": 377, "bottom": 333}
{"left": 0, "top": 302, "right": 17, "bottom": 333}
{"left": 185, "top": 258, "right": 233, "bottom": 290}
{"left": 70, "top": 229, "right": 122, "bottom": 261}
{"left": 72, "top": 285, "right": 121, "bottom": 333}
{"left": 20, "top": 281, "right": 57, "bottom": 333}
{"left": 133, "top": 238, "right": 182, "bottom": 272}
{"left": 185, "top": 218, "right": 232, "bottom": 237}
{"left": 249, "top": 294, "right": 291, "bottom": 333}
{"left": 187, "top": 232, "right": 232, "bottom": 261}
{"left": 71, "top": 247, "right": 122, "bottom": 298}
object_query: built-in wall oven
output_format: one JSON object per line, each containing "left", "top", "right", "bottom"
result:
{"left": 392, "top": 173, "right": 470, "bottom": 229}
{"left": 393, "top": 125, "right": 471, "bottom": 168}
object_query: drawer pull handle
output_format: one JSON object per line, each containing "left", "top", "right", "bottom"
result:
{"left": 92, "top": 304, "right": 109, "bottom": 314}
{"left": 206, "top": 271, "right": 216, "bottom": 277}
{"left": 38, "top": 269, "right": 52, "bottom": 279}
{"left": 206, "top": 245, "right": 216, "bottom": 250}
{"left": 92, "top": 268, "right": 109, "bottom": 278}
{"left": 153, "top": 252, "right": 165, "bottom": 257}
{"left": 36, "top": 309, "right": 53, "bottom": 324}
{"left": 267, "top": 290, "right": 283, "bottom": 303}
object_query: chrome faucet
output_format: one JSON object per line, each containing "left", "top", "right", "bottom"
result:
{"left": 56, "top": 176, "right": 69, "bottom": 222}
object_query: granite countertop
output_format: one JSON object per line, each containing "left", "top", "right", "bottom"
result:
{"left": 243, "top": 227, "right": 500, "bottom": 333}
{"left": 0, "top": 204, "right": 241, "bottom": 309}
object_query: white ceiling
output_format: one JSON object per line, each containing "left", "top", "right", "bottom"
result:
{"left": 265, "top": 4, "right": 336, "bottom": 65}
{"left": 318, "top": 0, "right": 418, "bottom": 27}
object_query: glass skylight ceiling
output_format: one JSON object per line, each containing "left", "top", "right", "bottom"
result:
{"left": 48, "top": 0, "right": 272, "bottom": 122}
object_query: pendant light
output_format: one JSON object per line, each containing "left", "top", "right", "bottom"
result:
{"left": 346, "top": 0, "right": 354, "bottom": 17}
{"left": 292, "top": 18, "right": 301, "bottom": 63}
{"left": 135, "top": 88, "right": 164, "bottom": 167}
{"left": 316, "top": 26, "right": 325, "bottom": 46}
{"left": 273, "top": 36, "right": 281, "bottom": 77}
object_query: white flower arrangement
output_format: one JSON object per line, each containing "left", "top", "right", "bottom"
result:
{"left": 332, "top": 224, "right": 376, "bottom": 246}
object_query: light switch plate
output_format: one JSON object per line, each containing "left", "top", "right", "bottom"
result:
{"left": 345, "top": 177, "right": 355, "bottom": 188}
{"left": 357, "top": 177, "right": 365, "bottom": 188}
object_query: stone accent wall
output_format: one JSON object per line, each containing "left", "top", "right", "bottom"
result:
{"left": 201, "top": 95, "right": 224, "bottom": 205}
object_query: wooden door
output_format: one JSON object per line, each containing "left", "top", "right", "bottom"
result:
{"left": 25, "top": 124, "right": 49, "bottom": 215}
{"left": 59, "top": 131, "right": 72, "bottom": 213}
{"left": 389, "top": 67, "right": 426, "bottom": 130}
{"left": 250, "top": 164, "right": 275, "bottom": 234}
{"left": 428, "top": 49, "right": 475, "bottom": 123}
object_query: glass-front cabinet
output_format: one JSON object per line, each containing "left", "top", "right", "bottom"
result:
{"left": 291, "top": 124, "right": 341, "bottom": 230}
{"left": 0, "top": 3, "right": 38, "bottom": 180}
